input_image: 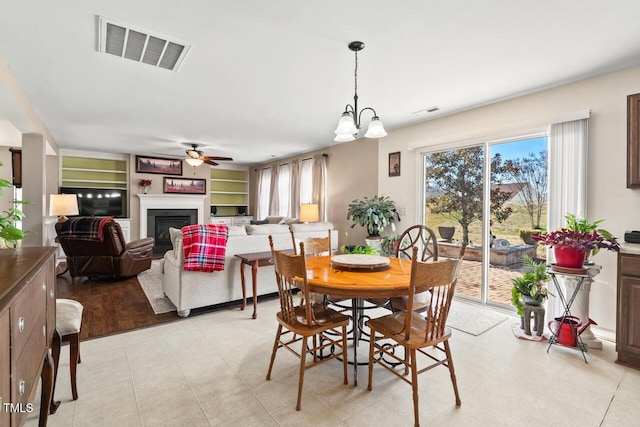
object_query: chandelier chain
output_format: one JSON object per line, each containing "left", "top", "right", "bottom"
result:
{"left": 354, "top": 50, "right": 358, "bottom": 98}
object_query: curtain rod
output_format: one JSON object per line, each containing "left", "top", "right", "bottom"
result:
{"left": 254, "top": 153, "right": 327, "bottom": 171}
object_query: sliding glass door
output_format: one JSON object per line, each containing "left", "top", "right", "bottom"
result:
{"left": 423, "top": 135, "right": 548, "bottom": 308}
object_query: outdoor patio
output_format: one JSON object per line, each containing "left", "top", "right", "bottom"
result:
{"left": 455, "top": 259, "right": 524, "bottom": 306}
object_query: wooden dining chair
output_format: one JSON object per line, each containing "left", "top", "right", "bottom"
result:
{"left": 367, "top": 246, "right": 463, "bottom": 427}
{"left": 290, "top": 229, "right": 345, "bottom": 305}
{"left": 390, "top": 225, "right": 439, "bottom": 312}
{"left": 267, "top": 235, "right": 350, "bottom": 411}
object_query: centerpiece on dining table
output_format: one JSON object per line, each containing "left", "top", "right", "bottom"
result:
{"left": 330, "top": 252, "right": 391, "bottom": 271}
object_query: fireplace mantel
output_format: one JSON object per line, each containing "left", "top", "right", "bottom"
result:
{"left": 137, "top": 194, "right": 207, "bottom": 238}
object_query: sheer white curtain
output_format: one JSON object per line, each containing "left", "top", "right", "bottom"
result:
{"left": 547, "top": 117, "right": 589, "bottom": 318}
{"left": 312, "top": 154, "right": 327, "bottom": 221}
{"left": 256, "top": 167, "right": 271, "bottom": 220}
{"left": 277, "top": 164, "right": 290, "bottom": 217}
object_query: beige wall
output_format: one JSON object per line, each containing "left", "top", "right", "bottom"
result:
{"left": 249, "top": 137, "right": 378, "bottom": 248}
{"left": 376, "top": 65, "right": 640, "bottom": 335}
{"left": 0, "top": 147, "right": 13, "bottom": 216}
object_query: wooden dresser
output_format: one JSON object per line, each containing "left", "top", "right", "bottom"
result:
{"left": 617, "top": 245, "right": 640, "bottom": 370}
{"left": 0, "top": 246, "right": 56, "bottom": 426}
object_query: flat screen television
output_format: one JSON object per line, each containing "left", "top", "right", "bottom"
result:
{"left": 59, "top": 187, "right": 127, "bottom": 218}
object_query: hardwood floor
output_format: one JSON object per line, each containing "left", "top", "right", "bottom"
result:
{"left": 55, "top": 263, "right": 267, "bottom": 341}
{"left": 55, "top": 271, "right": 179, "bottom": 340}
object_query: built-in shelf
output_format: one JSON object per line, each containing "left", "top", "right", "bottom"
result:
{"left": 210, "top": 168, "right": 249, "bottom": 216}
{"left": 61, "top": 156, "right": 128, "bottom": 189}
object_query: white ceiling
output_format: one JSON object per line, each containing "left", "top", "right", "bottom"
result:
{"left": 2, "top": 0, "right": 640, "bottom": 165}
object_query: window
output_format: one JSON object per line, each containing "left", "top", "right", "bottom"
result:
{"left": 257, "top": 168, "right": 271, "bottom": 220}
{"left": 256, "top": 155, "right": 326, "bottom": 221}
{"left": 300, "top": 159, "right": 313, "bottom": 204}
{"left": 277, "top": 164, "right": 290, "bottom": 216}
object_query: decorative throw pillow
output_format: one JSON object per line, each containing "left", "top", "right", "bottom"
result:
{"left": 290, "top": 222, "right": 334, "bottom": 233}
{"left": 169, "top": 227, "right": 183, "bottom": 250}
{"left": 250, "top": 219, "right": 268, "bottom": 225}
{"left": 227, "top": 225, "right": 247, "bottom": 236}
{"left": 245, "top": 224, "right": 290, "bottom": 235}
{"left": 266, "top": 216, "right": 283, "bottom": 224}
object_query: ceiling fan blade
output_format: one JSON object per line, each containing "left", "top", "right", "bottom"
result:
{"left": 204, "top": 159, "right": 219, "bottom": 166}
{"left": 203, "top": 156, "right": 233, "bottom": 161}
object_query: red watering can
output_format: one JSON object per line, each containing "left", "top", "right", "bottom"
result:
{"left": 548, "top": 316, "right": 597, "bottom": 347}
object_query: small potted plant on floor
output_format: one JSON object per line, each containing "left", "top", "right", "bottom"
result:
{"left": 511, "top": 255, "right": 552, "bottom": 316}
{"left": 533, "top": 214, "right": 620, "bottom": 268}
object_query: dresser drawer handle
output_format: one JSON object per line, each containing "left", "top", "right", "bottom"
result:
{"left": 42, "top": 282, "right": 46, "bottom": 293}
{"left": 19, "top": 379, "right": 26, "bottom": 396}
{"left": 50, "top": 289, "right": 55, "bottom": 299}
{"left": 43, "top": 325, "right": 47, "bottom": 337}
{"left": 18, "top": 316, "right": 25, "bottom": 333}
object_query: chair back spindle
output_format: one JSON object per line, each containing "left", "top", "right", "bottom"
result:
{"left": 404, "top": 246, "right": 462, "bottom": 341}
{"left": 269, "top": 236, "right": 313, "bottom": 324}
{"left": 395, "top": 224, "right": 438, "bottom": 262}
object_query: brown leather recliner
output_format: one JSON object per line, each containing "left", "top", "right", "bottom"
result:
{"left": 55, "top": 218, "right": 155, "bottom": 279}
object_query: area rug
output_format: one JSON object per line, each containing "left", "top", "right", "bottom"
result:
{"left": 446, "top": 300, "right": 508, "bottom": 336}
{"left": 137, "top": 260, "right": 176, "bottom": 314}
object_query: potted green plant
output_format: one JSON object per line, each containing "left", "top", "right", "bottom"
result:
{"left": 380, "top": 234, "right": 401, "bottom": 256}
{"left": 511, "top": 255, "right": 552, "bottom": 316}
{"left": 0, "top": 161, "right": 28, "bottom": 248}
{"left": 533, "top": 214, "right": 620, "bottom": 268}
{"left": 346, "top": 195, "right": 400, "bottom": 237}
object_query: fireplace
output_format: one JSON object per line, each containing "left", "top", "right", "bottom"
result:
{"left": 137, "top": 194, "right": 207, "bottom": 255}
{"left": 148, "top": 209, "right": 197, "bottom": 255}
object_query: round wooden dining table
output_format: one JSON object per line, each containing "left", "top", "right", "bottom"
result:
{"left": 304, "top": 255, "right": 414, "bottom": 386}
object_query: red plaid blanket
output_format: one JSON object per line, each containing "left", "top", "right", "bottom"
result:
{"left": 57, "top": 216, "right": 113, "bottom": 241}
{"left": 182, "top": 224, "right": 229, "bottom": 272}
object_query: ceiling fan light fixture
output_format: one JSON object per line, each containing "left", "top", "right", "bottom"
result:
{"left": 186, "top": 149, "right": 201, "bottom": 159}
{"left": 185, "top": 157, "right": 204, "bottom": 167}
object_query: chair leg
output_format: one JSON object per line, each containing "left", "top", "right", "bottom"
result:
{"left": 367, "top": 329, "right": 376, "bottom": 391}
{"left": 266, "top": 325, "right": 283, "bottom": 381}
{"left": 341, "top": 325, "right": 348, "bottom": 385}
{"left": 404, "top": 346, "right": 410, "bottom": 376}
{"left": 409, "top": 348, "right": 420, "bottom": 427}
{"left": 69, "top": 333, "right": 80, "bottom": 400}
{"left": 444, "top": 340, "right": 461, "bottom": 406}
{"left": 296, "top": 336, "right": 308, "bottom": 411}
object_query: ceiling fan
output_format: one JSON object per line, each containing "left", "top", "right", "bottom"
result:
{"left": 184, "top": 143, "right": 233, "bottom": 166}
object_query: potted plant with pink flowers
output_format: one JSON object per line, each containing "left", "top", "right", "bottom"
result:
{"left": 533, "top": 214, "right": 620, "bottom": 268}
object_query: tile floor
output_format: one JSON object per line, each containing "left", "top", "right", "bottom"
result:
{"left": 25, "top": 298, "right": 640, "bottom": 427}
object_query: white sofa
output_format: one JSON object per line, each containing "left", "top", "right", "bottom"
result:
{"left": 162, "top": 222, "right": 338, "bottom": 317}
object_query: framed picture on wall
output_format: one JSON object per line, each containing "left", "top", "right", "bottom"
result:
{"left": 389, "top": 151, "right": 401, "bottom": 177}
{"left": 628, "top": 93, "right": 640, "bottom": 188}
{"left": 136, "top": 155, "right": 183, "bottom": 176}
{"left": 163, "top": 177, "right": 206, "bottom": 194}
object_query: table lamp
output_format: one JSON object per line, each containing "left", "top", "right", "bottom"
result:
{"left": 50, "top": 194, "right": 79, "bottom": 223}
{"left": 299, "top": 203, "right": 319, "bottom": 223}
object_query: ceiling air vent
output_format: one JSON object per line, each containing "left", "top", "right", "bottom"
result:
{"left": 97, "top": 16, "right": 191, "bottom": 71}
